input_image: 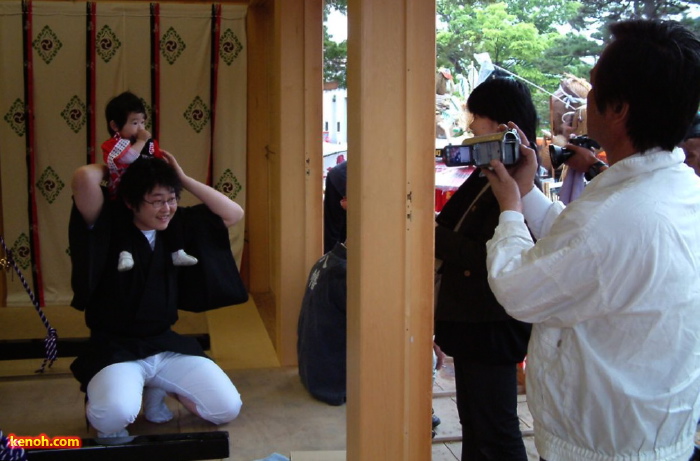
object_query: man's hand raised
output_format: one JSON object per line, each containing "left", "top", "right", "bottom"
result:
{"left": 481, "top": 159, "right": 522, "bottom": 213}
{"left": 499, "top": 121, "right": 538, "bottom": 198}
{"left": 481, "top": 121, "right": 540, "bottom": 213}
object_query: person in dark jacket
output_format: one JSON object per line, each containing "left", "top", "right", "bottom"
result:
{"left": 323, "top": 161, "right": 347, "bottom": 254}
{"left": 434, "top": 77, "right": 535, "bottom": 461}
{"left": 297, "top": 240, "right": 348, "bottom": 405}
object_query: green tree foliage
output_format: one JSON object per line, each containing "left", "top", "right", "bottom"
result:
{"left": 571, "top": 0, "right": 700, "bottom": 38}
{"left": 324, "top": 0, "right": 347, "bottom": 16}
{"left": 324, "top": 2, "right": 348, "bottom": 88}
{"left": 325, "top": 0, "right": 699, "bottom": 124}
{"left": 436, "top": 0, "right": 591, "bottom": 74}
{"left": 437, "top": 1, "right": 598, "bottom": 128}
{"left": 324, "top": 28, "right": 347, "bottom": 88}
{"left": 504, "top": 0, "right": 583, "bottom": 32}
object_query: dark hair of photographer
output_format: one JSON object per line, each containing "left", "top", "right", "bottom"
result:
{"left": 593, "top": 20, "right": 700, "bottom": 153}
{"left": 467, "top": 77, "right": 538, "bottom": 151}
{"left": 468, "top": 77, "right": 541, "bottom": 187}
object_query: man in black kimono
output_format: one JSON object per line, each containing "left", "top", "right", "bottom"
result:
{"left": 69, "top": 153, "right": 245, "bottom": 439}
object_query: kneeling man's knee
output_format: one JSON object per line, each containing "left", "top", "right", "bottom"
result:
{"left": 87, "top": 397, "right": 139, "bottom": 433}
{"left": 201, "top": 391, "right": 242, "bottom": 425}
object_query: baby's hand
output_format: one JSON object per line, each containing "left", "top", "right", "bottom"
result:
{"left": 136, "top": 128, "right": 152, "bottom": 142}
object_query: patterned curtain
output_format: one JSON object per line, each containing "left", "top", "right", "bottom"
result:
{"left": 0, "top": 1, "right": 247, "bottom": 307}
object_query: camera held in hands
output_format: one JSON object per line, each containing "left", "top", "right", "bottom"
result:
{"left": 441, "top": 129, "right": 521, "bottom": 168}
{"left": 549, "top": 136, "right": 601, "bottom": 169}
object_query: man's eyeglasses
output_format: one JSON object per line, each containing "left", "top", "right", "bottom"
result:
{"left": 142, "top": 197, "right": 179, "bottom": 209}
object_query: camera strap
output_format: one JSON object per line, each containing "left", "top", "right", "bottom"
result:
{"left": 454, "top": 182, "right": 491, "bottom": 233}
{"left": 435, "top": 181, "right": 491, "bottom": 275}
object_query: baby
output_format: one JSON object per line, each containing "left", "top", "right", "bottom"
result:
{"left": 102, "top": 91, "right": 197, "bottom": 271}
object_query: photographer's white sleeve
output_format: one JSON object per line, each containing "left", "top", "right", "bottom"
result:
{"left": 486, "top": 206, "right": 606, "bottom": 327}
{"left": 521, "top": 187, "right": 565, "bottom": 239}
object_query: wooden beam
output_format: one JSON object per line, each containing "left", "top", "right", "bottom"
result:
{"left": 345, "top": 0, "right": 436, "bottom": 459}
{"left": 246, "top": 1, "right": 273, "bottom": 295}
{"left": 272, "top": 0, "right": 323, "bottom": 366}
{"left": 0, "top": 153, "right": 5, "bottom": 307}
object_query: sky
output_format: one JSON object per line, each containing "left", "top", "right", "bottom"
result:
{"left": 326, "top": 9, "right": 348, "bottom": 43}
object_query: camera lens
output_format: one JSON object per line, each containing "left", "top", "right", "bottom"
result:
{"left": 549, "top": 145, "right": 573, "bottom": 169}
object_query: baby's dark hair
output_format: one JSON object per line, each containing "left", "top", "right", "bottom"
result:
{"left": 118, "top": 157, "right": 182, "bottom": 210}
{"left": 105, "top": 91, "right": 147, "bottom": 136}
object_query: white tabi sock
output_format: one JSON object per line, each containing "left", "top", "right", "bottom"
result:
{"left": 143, "top": 387, "right": 174, "bottom": 423}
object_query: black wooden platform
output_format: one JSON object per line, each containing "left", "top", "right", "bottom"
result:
{"left": 0, "top": 334, "right": 210, "bottom": 360}
{"left": 24, "top": 430, "right": 229, "bottom": 461}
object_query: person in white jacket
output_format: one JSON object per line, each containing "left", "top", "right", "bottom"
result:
{"left": 481, "top": 19, "right": 700, "bottom": 461}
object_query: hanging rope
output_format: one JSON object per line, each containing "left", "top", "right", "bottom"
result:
{"left": 492, "top": 64, "right": 583, "bottom": 109}
{"left": 0, "top": 236, "right": 58, "bottom": 373}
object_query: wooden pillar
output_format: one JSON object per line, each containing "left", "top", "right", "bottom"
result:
{"left": 346, "top": 0, "right": 436, "bottom": 459}
{"left": 0, "top": 169, "right": 4, "bottom": 306}
{"left": 247, "top": 0, "right": 273, "bottom": 295}
{"left": 268, "top": 0, "right": 323, "bottom": 365}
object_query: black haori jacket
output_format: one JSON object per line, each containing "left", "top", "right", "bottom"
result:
{"left": 68, "top": 187, "right": 247, "bottom": 390}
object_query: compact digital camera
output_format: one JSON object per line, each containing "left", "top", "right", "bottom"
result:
{"left": 441, "top": 129, "right": 521, "bottom": 168}
{"left": 549, "top": 135, "right": 601, "bottom": 169}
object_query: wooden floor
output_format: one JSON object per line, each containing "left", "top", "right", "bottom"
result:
{"left": 0, "top": 298, "right": 541, "bottom": 461}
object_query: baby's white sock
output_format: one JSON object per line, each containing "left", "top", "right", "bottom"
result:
{"left": 171, "top": 249, "right": 198, "bottom": 266}
{"left": 117, "top": 251, "right": 134, "bottom": 272}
